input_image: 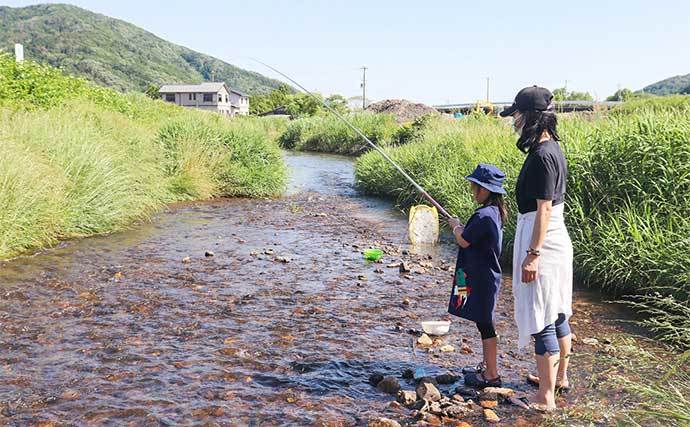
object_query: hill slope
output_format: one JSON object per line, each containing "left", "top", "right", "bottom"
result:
{"left": 0, "top": 3, "right": 287, "bottom": 94}
{"left": 641, "top": 73, "right": 690, "bottom": 96}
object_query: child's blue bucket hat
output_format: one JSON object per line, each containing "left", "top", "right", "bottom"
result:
{"left": 465, "top": 163, "right": 507, "bottom": 195}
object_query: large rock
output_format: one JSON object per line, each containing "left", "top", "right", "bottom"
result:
{"left": 416, "top": 382, "right": 442, "bottom": 402}
{"left": 368, "top": 417, "right": 401, "bottom": 427}
{"left": 377, "top": 376, "right": 401, "bottom": 395}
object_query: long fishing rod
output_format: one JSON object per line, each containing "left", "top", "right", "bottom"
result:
{"left": 251, "top": 58, "right": 452, "bottom": 220}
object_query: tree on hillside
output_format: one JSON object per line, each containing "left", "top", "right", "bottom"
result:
{"left": 553, "top": 87, "right": 594, "bottom": 101}
{"left": 144, "top": 84, "right": 160, "bottom": 100}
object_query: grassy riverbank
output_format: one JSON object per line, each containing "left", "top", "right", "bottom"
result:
{"left": 0, "top": 54, "right": 286, "bottom": 259}
{"left": 354, "top": 99, "right": 690, "bottom": 350}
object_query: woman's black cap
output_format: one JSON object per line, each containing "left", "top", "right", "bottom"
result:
{"left": 499, "top": 86, "right": 553, "bottom": 117}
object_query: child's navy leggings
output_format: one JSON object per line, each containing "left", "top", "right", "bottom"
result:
{"left": 532, "top": 313, "right": 570, "bottom": 355}
{"left": 476, "top": 322, "right": 497, "bottom": 340}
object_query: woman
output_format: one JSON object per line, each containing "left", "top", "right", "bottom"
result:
{"left": 500, "top": 86, "right": 573, "bottom": 412}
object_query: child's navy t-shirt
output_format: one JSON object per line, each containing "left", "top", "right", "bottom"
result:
{"left": 453, "top": 205, "right": 503, "bottom": 323}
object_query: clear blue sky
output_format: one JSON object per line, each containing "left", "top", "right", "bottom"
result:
{"left": 4, "top": 0, "right": 690, "bottom": 104}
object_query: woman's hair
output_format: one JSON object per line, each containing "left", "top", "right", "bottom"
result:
{"left": 516, "top": 105, "right": 560, "bottom": 153}
{"left": 487, "top": 192, "right": 508, "bottom": 225}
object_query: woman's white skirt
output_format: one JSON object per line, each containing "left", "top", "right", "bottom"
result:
{"left": 512, "top": 203, "right": 573, "bottom": 349}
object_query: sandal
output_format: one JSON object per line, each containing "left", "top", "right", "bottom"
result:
{"left": 464, "top": 372, "right": 502, "bottom": 388}
{"left": 461, "top": 361, "right": 486, "bottom": 375}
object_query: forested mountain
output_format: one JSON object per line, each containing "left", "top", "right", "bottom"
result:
{"left": 641, "top": 74, "right": 690, "bottom": 96}
{"left": 0, "top": 3, "right": 287, "bottom": 94}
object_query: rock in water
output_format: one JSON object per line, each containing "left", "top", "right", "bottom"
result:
{"left": 417, "top": 333, "right": 433, "bottom": 346}
{"left": 182, "top": 256, "right": 191, "bottom": 263}
{"left": 368, "top": 373, "right": 384, "bottom": 386}
{"left": 399, "top": 262, "right": 411, "bottom": 273}
{"left": 416, "top": 382, "right": 442, "bottom": 402}
{"left": 377, "top": 376, "right": 401, "bottom": 395}
{"left": 204, "top": 251, "right": 215, "bottom": 257}
{"left": 396, "top": 390, "right": 417, "bottom": 407}
{"left": 368, "top": 418, "right": 401, "bottom": 427}
{"left": 483, "top": 408, "right": 500, "bottom": 423}
{"left": 440, "top": 345, "right": 455, "bottom": 353}
{"left": 435, "top": 373, "right": 459, "bottom": 384}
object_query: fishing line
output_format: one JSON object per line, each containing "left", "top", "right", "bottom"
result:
{"left": 250, "top": 58, "right": 453, "bottom": 220}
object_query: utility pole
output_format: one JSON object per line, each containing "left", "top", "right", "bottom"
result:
{"left": 564, "top": 79, "right": 568, "bottom": 93}
{"left": 361, "top": 66, "right": 367, "bottom": 110}
{"left": 486, "top": 77, "right": 490, "bottom": 102}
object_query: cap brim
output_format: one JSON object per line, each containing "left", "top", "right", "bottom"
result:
{"left": 499, "top": 104, "right": 518, "bottom": 117}
{"left": 465, "top": 176, "right": 507, "bottom": 195}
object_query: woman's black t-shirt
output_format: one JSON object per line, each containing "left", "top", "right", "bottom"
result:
{"left": 516, "top": 140, "right": 568, "bottom": 214}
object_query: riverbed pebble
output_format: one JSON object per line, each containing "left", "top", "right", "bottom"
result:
{"left": 417, "top": 333, "right": 433, "bottom": 346}
{"left": 368, "top": 417, "right": 401, "bottom": 427}
{"left": 483, "top": 408, "right": 500, "bottom": 423}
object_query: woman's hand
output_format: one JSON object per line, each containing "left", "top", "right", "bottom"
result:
{"left": 521, "top": 253, "right": 539, "bottom": 283}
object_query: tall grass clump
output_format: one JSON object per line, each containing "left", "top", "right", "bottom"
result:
{"left": 0, "top": 53, "right": 287, "bottom": 259}
{"left": 279, "top": 112, "right": 398, "bottom": 155}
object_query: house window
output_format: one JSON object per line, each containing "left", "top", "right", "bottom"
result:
{"left": 188, "top": 93, "right": 197, "bottom": 101}
{"left": 203, "top": 93, "right": 213, "bottom": 102}
{"left": 165, "top": 94, "right": 175, "bottom": 102}
{"left": 218, "top": 94, "right": 222, "bottom": 102}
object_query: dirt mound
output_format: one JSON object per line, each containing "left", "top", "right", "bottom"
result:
{"left": 366, "top": 99, "right": 438, "bottom": 123}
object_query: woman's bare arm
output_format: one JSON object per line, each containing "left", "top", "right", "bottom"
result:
{"left": 522, "top": 199, "right": 552, "bottom": 282}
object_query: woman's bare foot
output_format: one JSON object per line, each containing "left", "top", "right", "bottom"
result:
{"left": 526, "top": 392, "right": 557, "bottom": 412}
{"left": 527, "top": 373, "right": 571, "bottom": 390}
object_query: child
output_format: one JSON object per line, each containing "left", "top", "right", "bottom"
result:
{"left": 447, "top": 163, "right": 507, "bottom": 388}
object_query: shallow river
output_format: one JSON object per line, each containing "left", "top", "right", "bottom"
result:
{"left": 0, "top": 151, "right": 639, "bottom": 426}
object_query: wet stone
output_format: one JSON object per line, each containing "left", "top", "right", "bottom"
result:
{"left": 204, "top": 250, "right": 215, "bottom": 257}
{"left": 369, "top": 373, "right": 384, "bottom": 386}
{"left": 435, "top": 373, "right": 459, "bottom": 384}
{"left": 399, "top": 262, "right": 411, "bottom": 273}
{"left": 377, "top": 375, "right": 401, "bottom": 395}
{"left": 402, "top": 368, "right": 414, "bottom": 379}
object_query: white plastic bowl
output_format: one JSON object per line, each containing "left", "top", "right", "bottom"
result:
{"left": 421, "top": 320, "right": 451, "bottom": 336}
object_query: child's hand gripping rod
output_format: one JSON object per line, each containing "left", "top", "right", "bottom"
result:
{"left": 252, "top": 59, "right": 453, "bottom": 220}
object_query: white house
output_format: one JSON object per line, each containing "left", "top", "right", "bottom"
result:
{"left": 159, "top": 82, "right": 249, "bottom": 116}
